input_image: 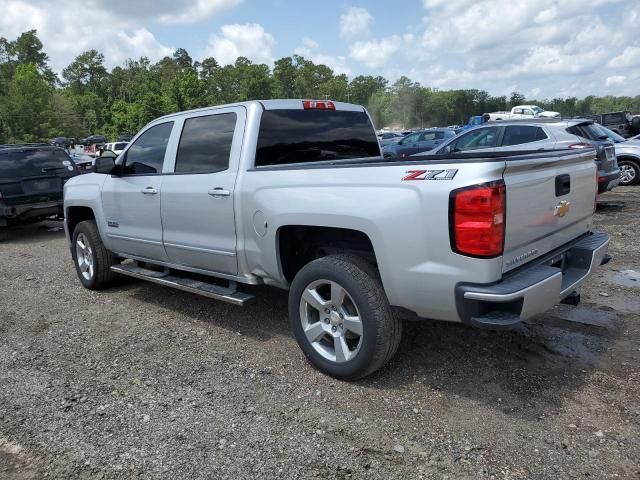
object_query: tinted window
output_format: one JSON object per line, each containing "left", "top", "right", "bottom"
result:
{"left": 567, "top": 124, "right": 603, "bottom": 141}
{"left": 114, "top": 142, "right": 128, "bottom": 150}
{"left": 603, "top": 112, "right": 626, "bottom": 124}
{"left": 400, "top": 132, "right": 420, "bottom": 144}
{"left": 0, "top": 149, "right": 77, "bottom": 178}
{"left": 502, "top": 126, "right": 547, "bottom": 146}
{"left": 451, "top": 127, "right": 499, "bottom": 151}
{"left": 421, "top": 131, "right": 445, "bottom": 141}
{"left": 123, "top": 122, "right": 173, "bottom": 175}
{"left": 175, "top": 114, "right": 236, "bottom": 173}
{"left": 256, "top": 110, "right": 379, "bottom": 166}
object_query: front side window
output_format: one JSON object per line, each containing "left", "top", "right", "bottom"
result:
{"left": 502, "top": 126, "right": 547, "bottom": 146}
{"left": 421, "top": 131, "right": 445, "bottom": 141}
{"left": 401, "top": 132, "right": 420, "bottom": 144}
{"left": 451, "top": 127, "right": 499, "bottom": 151}
{"left": 123, "top": 122, "right": 173, "bottom": 175}
{"left": 175, "top": 113, "right": 237, "bottom": 173}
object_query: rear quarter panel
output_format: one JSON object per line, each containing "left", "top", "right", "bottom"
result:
{"left": 237, "top": 160, "right": 506, "bottom": 322}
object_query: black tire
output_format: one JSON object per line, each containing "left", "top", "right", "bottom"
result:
{"left": 288, "top": 254, "right": 402, "bottom": 380}
{"left": 618, "top": 158, "right": 640, "bottom": 186}
{"left": 71, "top": 220, "right": 118, "bottom": 290}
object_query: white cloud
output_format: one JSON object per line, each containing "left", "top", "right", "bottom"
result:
{"left": 349, "top": 34, "right": 414, "bottom": 68}
{"left": 0, "top": 0, "right": 174, "bottom": 71}
{"left": 605, "top": 75, "right": 625, "bottom": 88}
{"left": 609, "top": 46, "right": 640, "bottom": 69}
{"left": 204, "top": 24, "right": 276, "bottom": 66}
{"left": 156, "top": 0, "right": 243, "bottom": 24}
{"left": 294, "top": 37, "right": 352, "bottom": 75}
{"left": 339, "top": 7, "right": 374, "bottom": 39}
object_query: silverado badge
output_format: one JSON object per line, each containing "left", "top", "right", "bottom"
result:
{"left": 554, "top": 200, "right": 571, "bottom": 217}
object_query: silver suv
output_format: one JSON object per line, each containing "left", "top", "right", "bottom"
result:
{"left": 418, "top": 119, "right": 620, "bottom": 193}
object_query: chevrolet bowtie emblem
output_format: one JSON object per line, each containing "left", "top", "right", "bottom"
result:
{"left": 554, "top": 200, "right": 571, "bottom": 217}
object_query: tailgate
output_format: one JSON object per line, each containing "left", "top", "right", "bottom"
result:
{"left": 502, "top": 149, "right": 596, "bottom": 273}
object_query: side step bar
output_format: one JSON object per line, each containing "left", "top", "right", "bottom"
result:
{"left": 110, "top": 263, "right": 254, "bottom": 306}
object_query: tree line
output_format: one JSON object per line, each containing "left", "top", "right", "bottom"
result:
{"left": 1, "top": 30, "right": 639, "bottom": 143}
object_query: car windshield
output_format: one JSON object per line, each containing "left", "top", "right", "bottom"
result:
{"left": 532, "top": 106, "right": 544, "bottom": 114}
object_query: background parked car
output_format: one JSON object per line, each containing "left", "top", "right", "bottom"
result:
{"left": 51, "top": 137, "right": 71, "bottom": 149}
{"left": 383, "top": 128, "right": 456, "bottom": 157}
{"left": 70, "top": 152, "right": 95, "bottom": 173}
{"left": 583, "top": 111, "right": 640, "bottom": 138}
{"left": 415, "top": 119, "right": 620, "bottom": 193}
{"left": 597, "top": 128, "right": 640, "bottom": 186}
{"left": 104, "top": 142, "right": 128, "bottom": 156}
{"left": 0, "top": 145, "right": 78, "bottom": 227}
{"left": 377, "top": 132, "right": 404, "bottom": 148}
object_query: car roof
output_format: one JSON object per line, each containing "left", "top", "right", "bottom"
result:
{"left": 485, "top": 118, "right": 594, "bottom": 127}
{"left": 0, "top": 144, "right": 62, "bottom": 152}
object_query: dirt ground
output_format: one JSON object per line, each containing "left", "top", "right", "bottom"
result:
{"left": 0, "top": 188, "right": 638, "bottom": 480}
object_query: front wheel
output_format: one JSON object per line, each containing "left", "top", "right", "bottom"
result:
{"left": 288, "top": 255, "right": 402, "bottom": 380}
{"left": 72, "top": 220, "right": 118, "bottom": 290}
{"left": 618, "top": 159, "right": 639, "bottom": 186}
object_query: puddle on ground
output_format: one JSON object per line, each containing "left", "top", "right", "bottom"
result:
{"left": 606, "top": 269, "right": 640, "bottom": 288}
{"left": 518, "top": 304, "right": 621, "bottom": 367}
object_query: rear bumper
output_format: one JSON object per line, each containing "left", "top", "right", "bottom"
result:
{"left": 0, "top": 201, "right": 63, "bottom": 226}
{"left": 598, "top": 170, "right": 620, "bottom": 193}
{"left": 455, "top": 232, "right": 610, "bottom": 329}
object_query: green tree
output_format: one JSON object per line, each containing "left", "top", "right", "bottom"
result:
{"left": 1, "top": 63, "right": 54, "bottom": 141}
{"left": 62, "top": 50, "right": 108, "bottom": 94}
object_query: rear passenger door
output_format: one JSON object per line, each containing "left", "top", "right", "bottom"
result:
{"left": 160, "top": 107, "right": 245, "bottom": 275}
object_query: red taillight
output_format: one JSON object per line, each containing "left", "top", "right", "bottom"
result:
{"left": 450, "top": 182, "right": 505, "bottom": 258}
{"left": 568, "top": 143, "right": 593, "bottom": 149}
{"left": 302, "top": 100, "right": 335, "bottom": 110}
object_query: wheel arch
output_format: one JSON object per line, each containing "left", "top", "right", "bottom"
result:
{"left": 276, "top": 225, "right": 379, "bottom": 284}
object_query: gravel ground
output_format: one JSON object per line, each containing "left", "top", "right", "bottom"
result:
{"left": 1, "top": 187, "right": 639, "bottom": 480}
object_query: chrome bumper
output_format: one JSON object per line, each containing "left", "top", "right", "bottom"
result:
{"left": 455, "top": 232, "right": 610, "bottom": 328}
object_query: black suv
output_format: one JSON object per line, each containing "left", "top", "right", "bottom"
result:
{"left": 583, "top": 111, "right": 640, "bottom": 138}
{"left": 0, "top": 145, "right": 79, "bottom": 227}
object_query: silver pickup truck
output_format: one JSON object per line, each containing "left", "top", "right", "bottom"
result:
{"left": 63, "top": 100, "right": 611, "bottom": 379}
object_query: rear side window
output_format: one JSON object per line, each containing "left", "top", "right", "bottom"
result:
{"left": 602, "top": 112, "right": 626, "bottom": 125}
{"left": 255, "top": 110, "right": 380, "bottom": 167}
{"left": 501, "top": 126, "right": 547, "bottom": 146}
{"left": 0, "top": 149, "right": 76, "bottom": 178}
{"left": 175, "top": 113, "right": 236, "bottom": 173}
{"left": 567, "top": 124, "right": 602, "bottom": 141}
{"left": 123, "top": 122, "right": 173, "bottom": 175}
{"left": 114, "top": 142, "right": 128, "bottom": 150}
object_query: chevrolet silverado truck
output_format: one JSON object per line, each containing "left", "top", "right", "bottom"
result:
{"left": 63, "top": 100, "right": 610, "bottom": 380}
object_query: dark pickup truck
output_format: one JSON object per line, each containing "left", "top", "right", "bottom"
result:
{"left": 0, "top": 145, "right": 79, "bottom": 227}
{"left": 582, "top": 111, "right": 640, "bottom": 138}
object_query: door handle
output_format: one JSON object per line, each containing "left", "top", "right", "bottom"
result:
{"left": 208, "top": 188, "right": 230, "bottom": 197}
{"left": 141, "top": 187, "right": 158, "bottom": 195}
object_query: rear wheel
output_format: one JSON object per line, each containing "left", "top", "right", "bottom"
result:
{"left": 288, "top": 254, "right": 402, "bottom": 380}
{"left": 618, "top": 159, "right": 639, "bottom": 186}
{"left": 72, "top": 220, "right": 118, "bottom": 290}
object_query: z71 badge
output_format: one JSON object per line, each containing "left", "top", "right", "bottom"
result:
{"left": 402, "top": 169, "right": 458, "bottom": 181}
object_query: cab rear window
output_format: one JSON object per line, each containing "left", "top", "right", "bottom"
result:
{"left": 255, "top": 109, "right": 380, "bottom": 167}
{"left": 0, "top": 149, "right": 77, "bottom": 178}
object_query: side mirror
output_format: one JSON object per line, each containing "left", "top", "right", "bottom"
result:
{"left": 99, "top": 149, "right": 118, "bottom": 159}
{"left": 94, "top": 157, "right": 117, "bottom": 175}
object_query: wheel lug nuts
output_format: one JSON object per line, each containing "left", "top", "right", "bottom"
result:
{"left": 339, "top": 313, "right": 344, "bottom": 319}
{"left": 331, "top": 326, "right": 337, "bottom": 332}
{"left": 332, "top": 306, "right": 337, "bottom": 311}
{"left": 324, "top": 318, "right": 330, "bottom": 324}
{"left": 324, "top": 308, "right": 330, "bottom": 314}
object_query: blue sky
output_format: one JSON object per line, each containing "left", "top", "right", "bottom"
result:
{"left": 1, "top": 0, "right": 638, "bottom": 98}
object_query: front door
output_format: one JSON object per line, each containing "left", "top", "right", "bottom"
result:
{"left": 160, "top": 108, "right": 245, "bottom": 274}
{"left": 101, "top": 121, "right": 175, "bottom": 260}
